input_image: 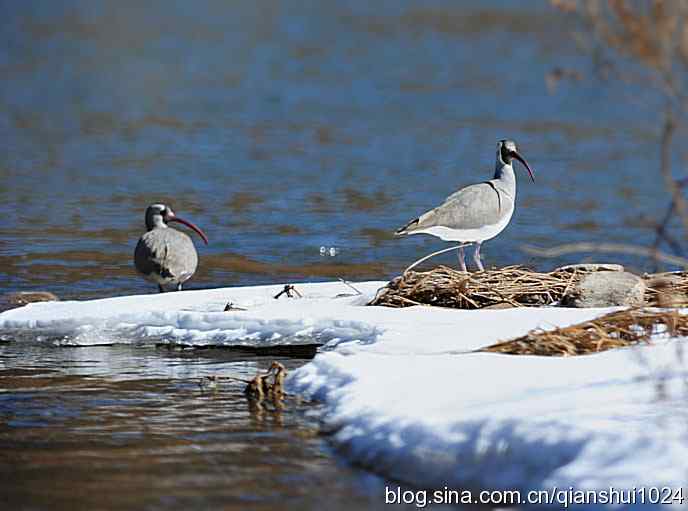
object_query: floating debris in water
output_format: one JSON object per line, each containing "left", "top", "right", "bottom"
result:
{"left": 244, "top": 372, "right": 271, "bottom": 401}
{"left": 319, "top": 246, "right": 338, "bottom": 257}
{"left": 197, "top": 362, "right": 289, "bottom": 405}
{"left": 268, "top": 361, "right": 287, "bottom": 401}
{"left": 198, "top": 375, "right": 220, "bottom": 391}
{"left": 245, "top": 361, "right": 287, "bottom": 403}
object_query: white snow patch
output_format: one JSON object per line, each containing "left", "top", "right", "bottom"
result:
{"left": 0, "top": 281, "right": 386, "bottom": 346}
{"left": 3, "top": 279, "right": 686, "bottom": 506}
{"left": 291, "top": 345, "right": 688, "bottom": 497}
{"left": 0, "top": 281, "right": 604, "bottom": 350}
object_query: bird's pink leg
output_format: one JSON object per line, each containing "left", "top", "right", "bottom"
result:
{"left": 473, "top": 242, "right": 484, "bottom": 271}
{"left": 458, "top": 246, "right": 467, "bottom": 272}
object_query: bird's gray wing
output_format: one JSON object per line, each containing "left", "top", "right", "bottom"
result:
{"left": 396, "top": 181, "right": 508, "bottom": 234}
{"left": 134, "top": 230, "right": 198, "bottom": 281}
{"left": 134, "top": 232, "right": 172, "bottom": 279}
{"left": 163, "top": 230, "right": 199, "bottom": 282}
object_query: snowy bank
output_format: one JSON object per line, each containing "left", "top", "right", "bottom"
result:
{"left": 0, "top": 281, "right": 602, "bottom": 351}
{"left": 2, "top": 280, "right": 686, "bottom": 506}
{"left": 291, "top": 344, "right": 688, "bottom": 500}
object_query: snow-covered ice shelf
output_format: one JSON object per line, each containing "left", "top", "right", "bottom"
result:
{"left": 2, "top": 280, "right": 687, "bottom": 507}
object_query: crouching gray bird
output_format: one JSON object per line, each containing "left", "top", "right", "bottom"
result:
{"left": 134, "top": 204, "right": 209, "bottom": 292}
{"left": 395, "top": 140, "right": 534, "bottom": 271}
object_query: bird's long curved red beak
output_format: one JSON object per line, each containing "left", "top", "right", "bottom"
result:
{"left": 167, "top": 214, "right": 209, "bottom": 245}
{"left": 511, "top": 150, "right": 535, "bottom": 183}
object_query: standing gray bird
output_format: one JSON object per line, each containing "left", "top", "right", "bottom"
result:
{"left": 395, "top": 140, "right": 534, "bottom": 271}
{"left": 134, "top": 204, "right": 209, "bottom": 292}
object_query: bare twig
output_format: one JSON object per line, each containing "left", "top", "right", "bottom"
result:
{"left": 338, "top": 278, "right": 363, "bottom": 295}
{"left": 651, "top": 200, "right": 687, "bottom": 271}
{"left": 224, "top": 302, "right": 247, "bottom": 311}
{"left": 221, "top": 375, "right": 252, "bottom": 384}
{"left": 551, "top": 1, "right": 688, "bottom": 270}
{"left": 659, "top": 115, "right": 688, "bottom": 239}
{"left": 274, "top": 285, "right": 302, "bottom": 299}
{"left": 523, "top": 242, "right": 688, "bottom": 268}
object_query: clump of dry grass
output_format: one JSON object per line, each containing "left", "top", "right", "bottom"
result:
{"left": 645, "top": 272, "right": 688, "bottom": 307}
{"left": 369, "top": 265, "right": 585, "bottom": 309}
{"left": 482, "top": 308, "right": 688, "bottom": 356}
{"left": 370, "top": 264, "right": 688, "bottom": 310}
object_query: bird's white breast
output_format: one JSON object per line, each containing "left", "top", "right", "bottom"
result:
{"left": 411, "top": 206, "right": 514, "bottom": 242}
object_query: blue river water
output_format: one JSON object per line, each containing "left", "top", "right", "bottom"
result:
{"left": 0, "top": 2, "right": 678, "bottom": 509}
{"left": 0, "top": 0, "right": 674, "bottom": 299}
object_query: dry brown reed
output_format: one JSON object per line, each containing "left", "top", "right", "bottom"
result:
{"left": 369, "top": 265, "right": 587, "bottom": 309}
{"left": 645, "top": 272, "right": 688, "bottom": 307}
{"left": 482, "top": 308, "right": 688, "bottom": 356}
{"left": 370, "top": 265, "right": 688, "bottom": 310}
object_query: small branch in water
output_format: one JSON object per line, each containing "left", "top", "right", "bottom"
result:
{"left": 198, "top": 375, "right": 220, "bottom": 391}
{"left": 221, "top": 375, "right": 252, "bottom": 384}
{"left": 523, "top": 242, "right": 688, "bottom": 268}
{"left": 338, "top": 277, "right": 362, "bottom": 295}
{"left": 403, "top": 243, "right": 471, "bottom": 274}
{"left": 274, "top": 285, "right": 302, "bottom": 299}
{"left": 659, "top": 115, "right": 688, "bottom": 241}
{"left": 650, "top": 174, "right": 688, "bottom": 271}
{"left": 651, "top": 200, "right": 686, "bottom": 272}
{"left": 244, "top": 362, "right": 289, "bottom": 401}
{"left": 198, "top": 363, "right": 291, "bottom": 401}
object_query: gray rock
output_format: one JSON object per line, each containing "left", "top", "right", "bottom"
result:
{"left": 556, "top": 263, "right": 625, "bottom": 273}
{"left": 565, "top": 271, "right": 645, "bottom": 308}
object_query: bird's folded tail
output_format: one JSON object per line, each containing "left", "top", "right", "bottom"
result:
{"left": 394, "top": 217, "right": 419, "bottom": 237}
